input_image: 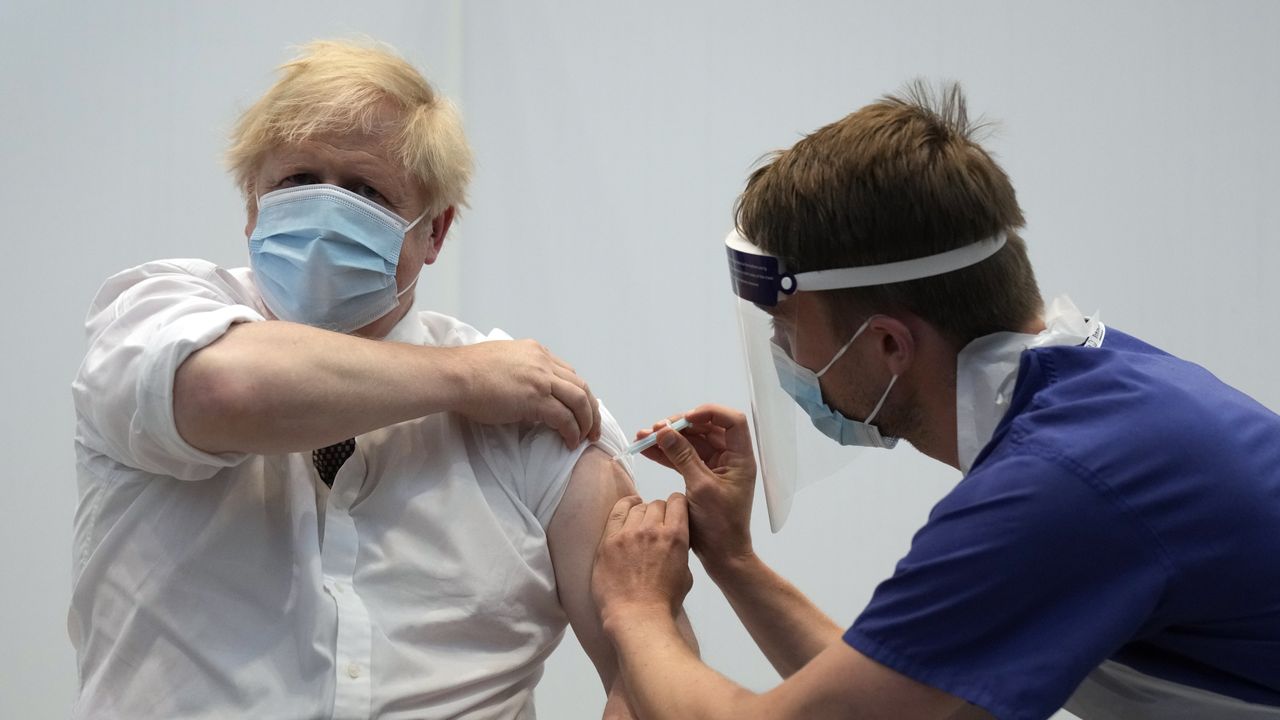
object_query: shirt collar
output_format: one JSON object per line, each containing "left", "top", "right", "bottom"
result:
{"left": 382, "top": 306, "right": 428, "bottom": 345}
{"left": 954, "top": 295, "right": 1105, "bottom": 473}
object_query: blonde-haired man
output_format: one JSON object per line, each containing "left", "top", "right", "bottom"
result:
{"left": 70, "top": 40, "right": 667, "bottom": 719}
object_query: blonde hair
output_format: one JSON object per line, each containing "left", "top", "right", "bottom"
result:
{"left": 227, "top": 39, "right": 473, "bottom": 216}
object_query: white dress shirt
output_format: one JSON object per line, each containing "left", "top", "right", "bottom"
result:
{"left": 69, "top": 259, "right": 628, "bottom": 719}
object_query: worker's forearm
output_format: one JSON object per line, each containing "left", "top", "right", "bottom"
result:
{"left": 608, "top": 608, "right": 751, "bottom": 720}
{"left": 704, "top": 552, "right": 842, "bottom": 677}
{"left": 602, "top": 677, "right": 637, "bottom": 720}
{"left": 676, "top": 609, "right": 700, "bottom": 657}
{"left": 174, "top": 320, "right": 466, "bottom": 454}
{"left": 599, "top": 611, "right": 694, "bottom": 720}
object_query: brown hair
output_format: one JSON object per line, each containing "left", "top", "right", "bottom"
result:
{"left": 735, "top": 81, "right": 1041, "bottom": 349}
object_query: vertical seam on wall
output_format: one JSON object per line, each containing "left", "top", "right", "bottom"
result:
{"left": 443, "top": 0, "right": 466, "bottom": 319}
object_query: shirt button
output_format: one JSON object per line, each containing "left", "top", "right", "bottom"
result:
{"left": 333, "top": 582, "right": 345, "bottom": 595}
{"left": 347, "top": 662, "right": 362, "bottom": 679}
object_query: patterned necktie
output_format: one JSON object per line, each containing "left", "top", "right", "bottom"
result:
{"left": 312, "top": 438, "right": 356, "bottom": 487}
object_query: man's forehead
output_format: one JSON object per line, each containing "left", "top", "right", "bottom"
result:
{"left": 271, "top": 131, "right": 392, "bottom": 163}
{"left": 262, "top": 132, "right": 415, "bottom": 186}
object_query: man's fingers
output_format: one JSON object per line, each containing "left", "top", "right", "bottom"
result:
{"left": 604, "top": 496, "right": 642, "bottom": 537}
{"left": 588, "top": 394, "right": 602, "bottom": 443}
{"left": 546, "top": 351, "right": 601, "bottom": 443}
{"left": 549, "top": 353, "right": 578, "bottom": 376}
{"left": 551, "top": 378, "right": 594, "bottom": 445}
{"left": 537, "top": 396, "right": 582, "bottom": 448}
{"left": 551, "top": 366, "right": 600, "bottom": 444}
{"left": 552, "top": 364, "right": 588, "bottom": 391}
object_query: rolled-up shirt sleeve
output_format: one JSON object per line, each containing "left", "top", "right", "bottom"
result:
{"left": 72, "top": 260, "right": 265, "bottom": 480}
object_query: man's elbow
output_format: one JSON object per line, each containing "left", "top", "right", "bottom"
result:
{"left": 173, "top": 343, "right": 260, "bottom": 453}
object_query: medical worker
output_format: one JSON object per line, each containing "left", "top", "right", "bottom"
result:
{"left": 590, "top": 83, "right": 1280, "bottom": 719}
{"left": 69, "top": 39, "right": 688, "bottom": 719}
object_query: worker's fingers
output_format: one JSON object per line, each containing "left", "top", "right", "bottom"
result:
{"left": 642, "top": 499, "right": 667, "bottom": 528}
{"left": 638, "top": 439, "right": 676, "bottom": 470}
{"left": 683, "top": 405, "right": 752, "bottom": 454}
{"left": 627, "top": 497, "right": 655, "bottom": 530}
{"left": 604, "top": 496, "right": 642, "bottom": 538}
{"left": 639, "top": 439, "right": 718, "bottom": 467}
{"left": 689, "top": 422, "right": 728, "bottom": 451}
{"left": 655, "top": 425, "right": 709, "bottom": 481}
{"left": 665, "top": 492, "right": 689, "bottom": 540}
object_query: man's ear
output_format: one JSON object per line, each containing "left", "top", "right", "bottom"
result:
{"left": 868, "top": 314, "right": 916, "bottom": 377}
{"left": 423, "top": 206, "right": 456, "bottom": 266}
{"left": 243, "top": 186, "right": 258, "bottom": 240}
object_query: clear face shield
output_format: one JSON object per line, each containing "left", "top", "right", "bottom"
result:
{"left": 725, "top": 229, "right": 1009, "bottom": 532}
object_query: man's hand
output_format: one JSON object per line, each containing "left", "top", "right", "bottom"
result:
{"left": 592, "top": 494, "right": 694, "bottom": 633}
{"left": 450, "top": 339, "right": 602, "bottom": 448}
{"left": 635, "top": 405, "right": 758, "bottom": 574}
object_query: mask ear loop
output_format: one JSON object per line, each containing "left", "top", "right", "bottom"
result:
{"left": 403, "top": 207, "right": 431, "bottom": 234}
{"left": 394, "top": 208, "right": 433, "bottom": 301}
{"left": 864, "top": 374, "right": 898, "bottom": 425}
{"left": 813, "top": 315, "right": 899, "bottom": 424}
{"left": 395, "top": 274, "right": 420, "bottom": 300}
{"left": 816, "top": 318, "right": 874, "bottom": 378}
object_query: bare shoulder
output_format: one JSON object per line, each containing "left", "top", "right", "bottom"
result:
{"left": 550, "top": 447, "right": 636, "bottom": 534}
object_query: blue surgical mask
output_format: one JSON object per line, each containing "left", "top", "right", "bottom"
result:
{"left": 770, "top": 318, "right": 900, "bottom": 449}
{"left": 248, "top": 184, "right": 429, "bottom": 333}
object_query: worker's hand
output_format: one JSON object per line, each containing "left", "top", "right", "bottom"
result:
{"left": 592, "top": 494, "right": 694, "bottom": 633}
{"left": 450, "top": 339, "right": 602, "bottom": 448}
{"left": 636, "top": 405, "right": 757, "bottom": 575}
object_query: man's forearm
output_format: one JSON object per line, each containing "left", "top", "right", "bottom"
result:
{"left": 704, "top": 552, "right": 842, "bottom": 677}
{"left": 174, "top": 320, "right": 465, "bottom": 454}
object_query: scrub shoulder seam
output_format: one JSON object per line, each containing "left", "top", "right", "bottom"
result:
{"left": 1003, "top": 425, "right": 1178, "bottom": 578}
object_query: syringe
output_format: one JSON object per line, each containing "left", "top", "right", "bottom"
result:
{"left": 614, "top": 417, "right": 692, "bottom": 461}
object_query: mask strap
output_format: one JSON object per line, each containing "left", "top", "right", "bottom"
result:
{"left": 865, "top": 374, "right": 898, "bottom": 425}
{"left": 395, "top": 274, "right": 420, "bottom": 300}
{"left": 403, "top": 207, "right": 431, "bottom": 234}
{"left": 816, "top": 318, "right": 873, "bottom": 378}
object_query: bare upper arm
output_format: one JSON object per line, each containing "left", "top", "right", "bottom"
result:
{"left": 750, "top": 639, "right": 991, "bottom": 720}
{"left": 547, "top": 447, "right": 637, "bottom": 688}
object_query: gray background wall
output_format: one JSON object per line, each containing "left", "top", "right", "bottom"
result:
{"left": 3, "top": 1, "right": 1277, "bottom": 717}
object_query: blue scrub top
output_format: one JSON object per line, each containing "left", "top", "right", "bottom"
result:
{"left": 845, "top": 329, "right": 1280, "bottom": 720}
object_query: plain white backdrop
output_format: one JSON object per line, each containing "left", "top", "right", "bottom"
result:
{"left": 3, "top": 2, "right": 1277, "bottom": 718}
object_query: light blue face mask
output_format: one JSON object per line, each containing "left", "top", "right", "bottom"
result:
{"left": 770, "top": 318, "right": 900, "bottom": 449}
{"left": 248, "top": 184, "right": 429, "bottom": 333}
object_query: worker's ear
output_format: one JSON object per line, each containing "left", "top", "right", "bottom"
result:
{"left": 866, "top": 315, "right": 915, "bottom": 376}
{"left": 423, "top": 206, "right": 456, "bottom": 266}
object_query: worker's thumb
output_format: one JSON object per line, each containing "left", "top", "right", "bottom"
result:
{"left": 656, "top": 426, "right": 703, "bottom": 478}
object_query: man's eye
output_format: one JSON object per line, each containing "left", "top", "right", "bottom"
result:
{"left": 354, "top": 184, "right": 385, "bottom": 202}
{"left": 276, "top": 173, "right": 318, "bottom": 188}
